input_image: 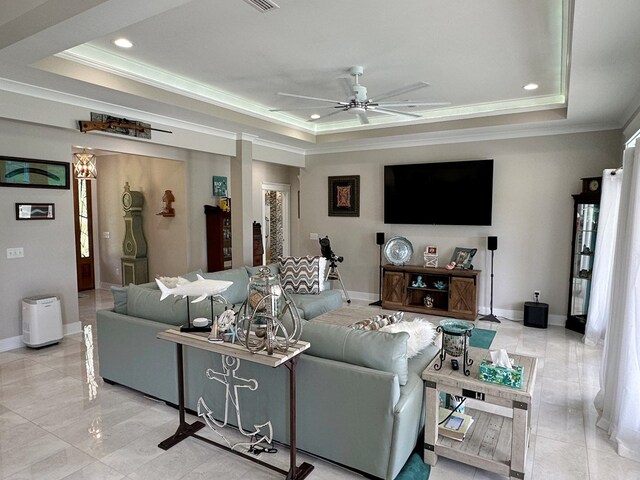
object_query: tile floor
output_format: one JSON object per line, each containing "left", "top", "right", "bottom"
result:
{"left": 1, "top": 291, "right": 639, "bottom": 479}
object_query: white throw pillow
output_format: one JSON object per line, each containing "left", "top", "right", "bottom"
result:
{"left": 380, "top": 318, "right": 437, "bottom": 358}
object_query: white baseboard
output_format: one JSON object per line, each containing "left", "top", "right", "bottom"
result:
{"left": 0, "top": 321, "right": 83, "bottom": 353}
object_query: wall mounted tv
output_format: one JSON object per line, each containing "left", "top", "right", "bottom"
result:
{"left": 384, "top": 159, "right": 494, "bottom": 225}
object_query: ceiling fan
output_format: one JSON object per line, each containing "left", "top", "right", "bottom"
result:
{"left": 270, "top": 66, "right": 450, "bottom": 125}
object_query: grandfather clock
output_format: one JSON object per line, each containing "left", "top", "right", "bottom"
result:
{"left": 121, "top": 182, "right": 148, "bottom": 285}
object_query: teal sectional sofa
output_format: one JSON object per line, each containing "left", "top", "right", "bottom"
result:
{"left": 96, "top": 265, "right": 438, "bottom": 479}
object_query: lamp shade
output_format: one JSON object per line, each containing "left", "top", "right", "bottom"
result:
{"left": 73, "top": 150, "right": 97, "bottom": 179}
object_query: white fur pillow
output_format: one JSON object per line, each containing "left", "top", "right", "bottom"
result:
{"left": 380, "top": 319, "right": 437, "bottom": 358}
{"left": 155, "top": 276, "right": 188, "bottom": 289}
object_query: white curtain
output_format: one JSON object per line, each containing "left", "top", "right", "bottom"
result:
{"left": 583, "top": 169, "right": 623, "bottom": 345}
{"left": 594, "top": 146, "right": 640, "bottom": 460}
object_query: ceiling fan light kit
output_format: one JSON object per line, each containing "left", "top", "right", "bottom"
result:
{"left": 270, "top": 66, "right": 451, "bottom": 125}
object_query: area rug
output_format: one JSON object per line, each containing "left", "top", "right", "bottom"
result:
{"left": 468, "top": 328, "right": 496, "bottom": 349}
{"left": 396, "top": 452, "right": 430, "bottom": 480}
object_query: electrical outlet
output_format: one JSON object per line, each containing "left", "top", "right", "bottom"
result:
{"left": 309, "top": 232, "right": 319, "bottom": 241}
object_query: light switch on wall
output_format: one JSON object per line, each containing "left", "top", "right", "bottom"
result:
{"left": 309, "top": 232, "right": 319, "bottom": 240}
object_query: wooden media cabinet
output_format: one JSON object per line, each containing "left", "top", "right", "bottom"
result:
{"left": 382, "top": 265, "right": 480, "bottom": 320}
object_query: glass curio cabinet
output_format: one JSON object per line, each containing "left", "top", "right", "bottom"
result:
{"left": 566, "top": 180, "right": 601, "bottom": 334}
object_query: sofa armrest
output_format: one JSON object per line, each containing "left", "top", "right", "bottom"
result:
{"left": 96, "top": 309, "right": 179, "bottom": 404}
{"left": 296, "top": 355, "right": 401, "bottom": 478}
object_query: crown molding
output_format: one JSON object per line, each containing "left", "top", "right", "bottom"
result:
{"left": 304, "top": 121, "right": 621, "bottom": 155}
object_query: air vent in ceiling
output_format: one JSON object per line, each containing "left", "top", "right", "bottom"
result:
{"left": 242, "top": 0, "right": 280, "bottom": 12}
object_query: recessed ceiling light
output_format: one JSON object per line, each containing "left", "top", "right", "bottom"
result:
{"left": 523, "top": 83, "right": 539, "bottom": 91}
{"left": 310, "top": 114, "right": 321, "bottom": 120}
{"left": 113, "top": 38, "right": 133, "bottom": 49}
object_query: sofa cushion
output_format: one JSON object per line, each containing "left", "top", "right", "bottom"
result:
{"left": 300, "top": 320, "right": 409, "bottom": 385}
{"left": 279, "top": 256, "right": 322, "bottom": 294}
{"left": 127, "top": 283, "right": 186, "bottom": 326}
{"left": 202, "top": 268, "right": 249, "bottom": 305}
{"left": 111, "top": 286, "right": 128, "bottom": 314}
{"left": 290, "top": 289, "right": 343, "bottom": 320}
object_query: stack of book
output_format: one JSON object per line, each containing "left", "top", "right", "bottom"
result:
{"left": 438, "top": 407, "right": 474, "bottom": 441}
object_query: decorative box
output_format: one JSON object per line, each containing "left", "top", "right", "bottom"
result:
{"left": 479, "top": 359, "right": 524, "bottom": 389}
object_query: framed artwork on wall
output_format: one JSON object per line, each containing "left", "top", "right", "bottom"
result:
{"left": 212, "top": 176, "right": 227, "bottom": 196}
{"left": 328, "top": 175, "right": 360, "bottom": 217}
{"left": 0, "top": 156, "right": 70, "bottom": 189}
{"left": 16, "top": 203, "right": 55, "bottom": 220}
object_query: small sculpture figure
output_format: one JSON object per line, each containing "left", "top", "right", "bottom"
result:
{"left": 446, "top": 261, "right": 457, "bottom": 270}
{"left": 424, "top": 295, "right": 434, "bottom": 308}
{"left": 412, "top": 275, "right": 426, "bottom": 288}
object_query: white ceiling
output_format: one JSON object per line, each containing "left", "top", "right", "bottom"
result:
{"left": 1, "top": 0, "right": 639, "bottom": 151}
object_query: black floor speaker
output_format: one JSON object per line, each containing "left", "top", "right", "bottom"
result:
{"left": 523, "top": 301, "right": 549, "bottom": 328}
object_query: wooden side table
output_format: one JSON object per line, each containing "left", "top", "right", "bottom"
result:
{"left": 157, "top": 329, "right": 313, "bottom": 480}
{"left": 422, "top": 347, "right": 538, "bottom": 480}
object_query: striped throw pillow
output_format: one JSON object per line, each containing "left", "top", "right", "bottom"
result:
{"left": 279, "top": 256, "right": 321, "bottom": 294}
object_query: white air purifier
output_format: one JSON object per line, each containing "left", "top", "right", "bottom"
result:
{"left": 22, "top": 295, "right": 63, "bottom": 347}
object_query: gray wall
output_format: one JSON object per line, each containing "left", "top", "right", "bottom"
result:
{"left": 0, "top": 113, "right": 624, "bottom": 346}
{"left": 0, "top": 119, "right": 79, "bottom": 346}
{"left": 300, "top": 130, "right": 622, "bottom": 322}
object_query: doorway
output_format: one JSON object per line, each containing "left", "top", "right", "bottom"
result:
{"left": 74, "top": 178, "right": 95, "bottom": 291}
{"left": 262, "top": 183, "right": 290, "bottom": 264}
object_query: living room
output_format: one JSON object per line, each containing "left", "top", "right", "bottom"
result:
{"left": 1, "top": 1, "right": 640, "bottom": 479}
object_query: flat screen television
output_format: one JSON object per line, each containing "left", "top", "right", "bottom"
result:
{"left": 384, "top": 159, "right": 493, "bottom": 225}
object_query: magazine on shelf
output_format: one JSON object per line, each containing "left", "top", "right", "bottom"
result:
{"left": 438, "top": 407, "right": 474, "bottom": 441}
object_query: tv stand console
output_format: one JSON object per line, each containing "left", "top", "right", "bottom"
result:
{"left": 382, "top": 265, "right": 480, "bottom": 320}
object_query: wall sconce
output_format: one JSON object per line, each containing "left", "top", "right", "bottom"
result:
{"left": 157, "top": 190, "right": 175, "bottom": 217}
{"left": 73, "top": 149, "right": 97, "bottom": 179}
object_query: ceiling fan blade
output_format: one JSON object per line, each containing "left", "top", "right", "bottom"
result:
{"left": 376, "top": 101, "right": 451, "bottom": 108}
{"left": 373, "top": 107, "right": 422, "bottom": 119}
{"left": 269, "top": 105, "right": 340, "bottom": 112}
{"left": 372, "top": 82, "right": 430, "bottom": 102}
{"left": 357, "top": 112, "right": 370, "bottom": 125}
{"left": 307, "top": 109, "right": 346, "bottom": 122}
{"left": 277, "top": 92, "right": 346, "bottom": 105}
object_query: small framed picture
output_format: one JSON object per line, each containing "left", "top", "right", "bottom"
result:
{"left": 426, "top": 245, "right": 438, "bottom": 255}
{"left": 328, "top": 175, "right": 360, "bottom": 217}
{"left": 16, "top": 203, "right": 55, "bottom": 220}
{"left": 451, "top": 247, "right": 478, "bottom": 270}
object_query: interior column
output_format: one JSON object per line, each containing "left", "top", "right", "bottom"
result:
{"left": 230, "top": 134, "right": 255, "bottom": 267}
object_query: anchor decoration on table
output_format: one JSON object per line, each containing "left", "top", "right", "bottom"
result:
{"left": 197, "top": 355, "right": 274, "bottom": 451}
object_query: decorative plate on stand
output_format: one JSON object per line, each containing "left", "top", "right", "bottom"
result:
{"left": 383, "top": 236, "right": 414, "bottom": 265}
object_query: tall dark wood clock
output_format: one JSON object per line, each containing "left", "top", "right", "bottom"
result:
{"left": 121, "top": 182, "right": 148, "bottom": 285}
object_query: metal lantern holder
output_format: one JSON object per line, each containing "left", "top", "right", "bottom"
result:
{"left": 237, "top": 267, "right": 302, "bottom": 355}
{"left": 434, "top": 320, "right": 475, "bottom": 376}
